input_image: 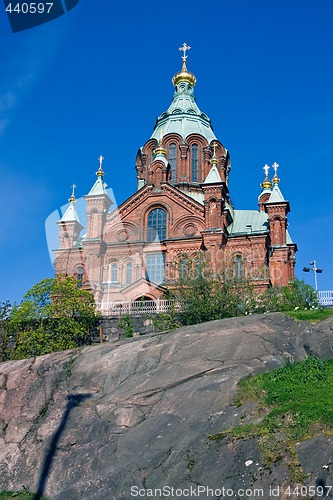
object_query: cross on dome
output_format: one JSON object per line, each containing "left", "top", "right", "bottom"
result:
{"left": 68, "top": 183, "right": 77, "bottom": 203}
{"left": 261, "top": 164, "right": 272, "bottom": 190}
{"left": 97, "top": 155, "right": 105, "bottom": 177}
{"left": 263, "top": 164, "right": 270, "bottom": 177}
{"left": 178, "top": 43, "right": 191, "bottom": 61}
{"left": 272, "top": 161, "right": 280, "bottom": 184}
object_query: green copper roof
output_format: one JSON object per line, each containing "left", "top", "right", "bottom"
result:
{"left": 151, "top": 78, "right": 216, "bottom": 144}
{"left": 228, "top": 210, "right": 269, "bottom": 236}
{"left": 203, "top": 164, "right": 222, "bottom": 184}
{"left": 60, "top": 202, "right": 82, "bottom": 224}
{"left": 268, "top": 183, "right": 287, "bottom": 203}
{"left": 87, "top": 177, "right": 108, "bottom": 196}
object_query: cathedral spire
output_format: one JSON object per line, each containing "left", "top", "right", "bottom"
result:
{"left": 97, "top": 155, "right": 105, "bottom": 178}
{"left": 68, "top": 183, "right": 77, "bottom": 204}
{"left": 172, "top": 42, "right": 196, "bottom": 87}
{"left": 87, "top": 155, "right": 108, "bottom": 196}
{"left": 60, "top": 184, "right": 81, "bottom": 223}
{"left": 151, "top": 44, "right": 215, "bottom": 143}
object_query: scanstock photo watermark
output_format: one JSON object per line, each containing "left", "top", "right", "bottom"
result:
{"left": 130, "top": 484, "right": 333, "bottom": 498}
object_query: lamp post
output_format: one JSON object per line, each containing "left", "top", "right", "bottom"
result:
{"left": 303, "top": 260, "right": 323, "bottom": 292}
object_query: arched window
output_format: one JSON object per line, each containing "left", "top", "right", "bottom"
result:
{"left": 147, "top": 208, "right": 167, "bottom": 242}
{"left": 146, "top": 254, "right": 165, "bottom": 284}
{"left": 179, "top": 259, "right": 187, "bottom": 280}
{"left": 111, "top": 263, "right": 118, "bottom": 282}
{"left": 191, "top": 144, "right": 198, "bottom": 182}
{"left": 235, "top": 255, "right": 243, "bottom": 280}
{"left": 77, "top": 266, "right": 84, "bottom": 288}
{"left": 194, "top": 259, "right": 202, "bottom": 279}
{"left": 125, "top": 262, "right": 133, "bottom": 285}
{"left": 169, "top": 143, "right": 177, "bottom": 180}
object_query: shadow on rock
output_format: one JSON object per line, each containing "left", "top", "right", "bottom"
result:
{"left": 33, "top": 393, "right": 91, "bottom": 500}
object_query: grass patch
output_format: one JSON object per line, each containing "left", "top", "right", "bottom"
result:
{"left": 209, "top": 356, "right": 333, "bottom": 481}
{"left": 0, "top": 491, "right": 47, "bottom": 499}
{"left": 286, "top": 308, "right": 333, "bottom": 323}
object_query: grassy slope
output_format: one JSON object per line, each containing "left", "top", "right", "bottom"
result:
{"left": 286, "top": 308, "right": 333, "bottom": 323}
{"left": 209, "top": 356, "right": 333, "bottom": 481}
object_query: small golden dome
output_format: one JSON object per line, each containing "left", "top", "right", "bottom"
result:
{"left": 261, "top": 178, "right": 273, "bottom": 190}
{"left": 96, "top": 155, "right": 105, "bottom": 177}
{"left": 154, "top": 146, "right": 167, "bottom": 156}
{"left": 96, "top": 166, "right": 105, "bottom": 177}
{"left": 68, "top": 183, "right": 77, "bottom": 203}
{"left": 172, "top": 60, "right": 197, "bottom": 87}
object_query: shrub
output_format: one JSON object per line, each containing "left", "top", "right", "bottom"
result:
{"left": 259, "top": 279, "right": 319, "bottom": 313}
{"left": 9, "top": 275, "right": 100, "bottom": 359}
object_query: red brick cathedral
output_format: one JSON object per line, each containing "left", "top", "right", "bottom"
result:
{"left": 55, "top": 45, "right": 297, "bottom": 308}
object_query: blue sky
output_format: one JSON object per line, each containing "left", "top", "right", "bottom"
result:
{"left": 0, "top": 0, "right": 332, "bottom": 303}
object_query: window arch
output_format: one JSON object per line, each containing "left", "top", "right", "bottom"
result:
{"left": 147, "top": 208, "right": 167, "bottom": 242}
{"left": 146, "top": 254, "right": 165, "bottom": 284}
{"left": 179, "top": 259, "right": 187, "bottom": 280}
{"left": 111, "top": 263, "right": 118, "bottom": 282}
{"left": 125, "top": 262, "right": 133, "bottom": 285}
{"left": 194, "top": 258, "right": 202, "bottom": 279}
{"left": 77, "top": 266, "right": 84, "bottom": 288}
{"left": 191, "top": 144, "right": 198, "bottom": 182}
{"left": 235, "top": 255, "right": 243, "bottom": 280}
{"left": 169, "top": 143, "right": 177, "bottom": 180}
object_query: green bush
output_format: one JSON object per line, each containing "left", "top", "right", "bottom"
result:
{"left": 9, "top": 275, "right": 100, "bottom": 359}
{"left": 173, "top": 274, "right": 256, "bottom": 326}
{"left": 171, "top": 274, "right": 320, "bottom": 327}
{"left": 0, "top": 301, "right": 12, "bottom": 362}
{"left": 258, "top": 279, "right": 319, "bottom": 313}
{"left": 119, "top": 314, "right": 134, "bottom": 337}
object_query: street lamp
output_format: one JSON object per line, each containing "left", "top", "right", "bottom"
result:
{"left": 303, "top": 260, "right": 323, "bottom": 292}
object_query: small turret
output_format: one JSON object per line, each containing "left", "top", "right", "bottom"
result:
{"left": 84, "top": 156, "right": 112, "bottom": 239}
{"left": 258, "top": 164, "right": 273, "bottom": 211}
{"left": 57, "top": 184, "right": 83, "bottom": 249}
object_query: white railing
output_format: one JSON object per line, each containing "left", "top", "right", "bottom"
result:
{"left": 97, "top": 299, "right": 180, "bottom": 316}
{"left": 318, "top": 290, "right": 333, "bottom": 307}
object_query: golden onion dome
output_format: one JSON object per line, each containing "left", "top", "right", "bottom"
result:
{"left": 261, "top": 178, "right": 273, "bottom": 190}
{"left": 172, "top": 59, "right": 197, "bottom": 87}
{"left": 68, "top": 183, "right": 77, "bottom": 203}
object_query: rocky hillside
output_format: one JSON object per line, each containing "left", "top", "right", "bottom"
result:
{"left": 1, "top": 313, "right": 333, "bottom": 499}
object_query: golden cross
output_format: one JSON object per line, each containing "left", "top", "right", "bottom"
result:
{"left": 212, "top": 142, "right": 218, "bottom": 156}
{"left": 178, "top": 43, "right": 191, "bottom": 61}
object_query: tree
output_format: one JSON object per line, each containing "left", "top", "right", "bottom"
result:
{"left": 258, "top": 279, "right": 319, "bottom": 313}
{"left": 171, "top": 265, "right": 319, "bottom": 326}
{"left": 0, "top": 301, "right": 12, "bottom": 361}
{"left": 173, "top": 272, "right": 257, "bottom": 326}
{"left": 10, "top": 275, "right": 99, "bottom": 359}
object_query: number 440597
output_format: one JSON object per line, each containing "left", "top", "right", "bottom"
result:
{"left": 6, "top": 3, "right": 54, "bottom": 14}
